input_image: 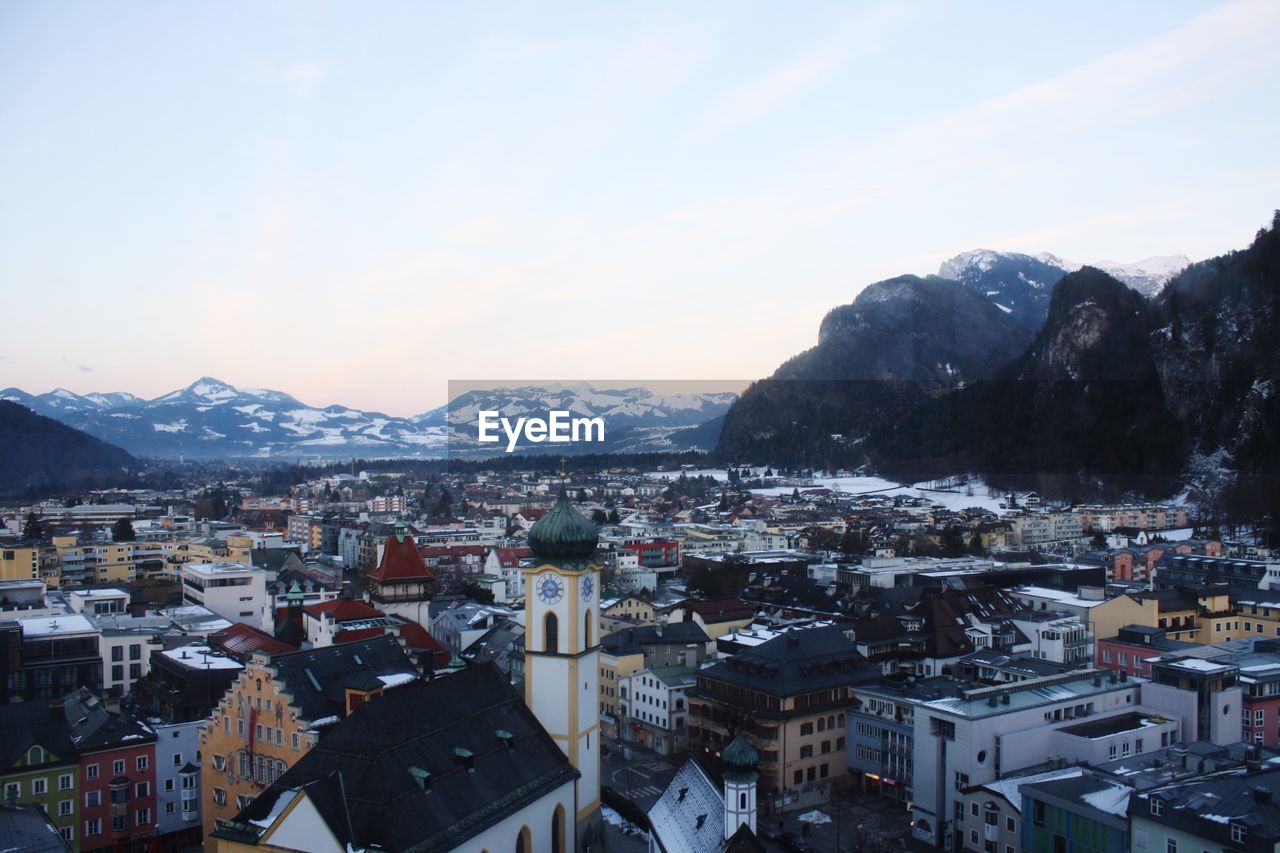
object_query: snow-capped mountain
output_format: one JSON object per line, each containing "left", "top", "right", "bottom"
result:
{"left": 1035, "top": 252, "right": 1191, "bottom": 297}
{"left": 440, "top": 384, "right": 738, "bottom": 456}
{"left": 1, "top": 379, "right": 736, "bottom": 460}
{"left": 2, "top": 378, "right": 447, "bottom": 461}
{"left": 935, "top": 248, "right": 1193, "bottom": 328}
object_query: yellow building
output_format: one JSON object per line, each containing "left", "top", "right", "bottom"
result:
{"left": 0, "top": 544, "right": 39, "bottom": 582}
{"left": 199, "top": 636, "right": 418, "bottom": 839}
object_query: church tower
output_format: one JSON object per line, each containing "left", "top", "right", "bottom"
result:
{"left": 523, "top": 490, "right": 602, "bottom": 847}
{"left": 722, "top": 732, "right": 759, "bottom": 839}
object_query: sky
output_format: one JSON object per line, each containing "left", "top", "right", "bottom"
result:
{"left": 1, "top": 0, "right": 1278, "bottom": 416}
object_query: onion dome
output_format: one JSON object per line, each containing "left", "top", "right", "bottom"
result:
{"left": 722, "top": 732, "right": 758, "bottom": 778}
{"left": 529, "top": 490, "right": 599, "bottom": 561}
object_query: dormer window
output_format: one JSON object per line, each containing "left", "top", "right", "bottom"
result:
{"left": 1149, "top": 797, "right": 1162, "bottom": 816}
{"left": 1231, "top": 823, "right": 1247, "bottom": 843}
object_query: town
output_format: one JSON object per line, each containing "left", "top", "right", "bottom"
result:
{"left": 2, "top": 461, "right": 1277, "bottom": 852}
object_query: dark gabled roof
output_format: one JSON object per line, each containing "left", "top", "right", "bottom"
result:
{"left": 685, "top": 597, "right": 754, "bottom": 623}
{"left": 61, "top": 688, "right": 156, "bottom": 753}
{"left": 215, "top": 663, "right": 578, "bottom": 851}
{"left": 0, "top": 701, "right": 79, "bottom": 771}
{"left": 0, "top": 804, "right": 69, "bottom": 853}
{"left": 1131, "top": 766, "right": 1280, "bottom": 842}
{"left": 701, "top": 625, "right": 869, "bottom": 697}
{"left": 271, "top": 635, "right": 417, "bottom": 722}
{"left": 602, "top": 621, "right": 710, "bottom": 656}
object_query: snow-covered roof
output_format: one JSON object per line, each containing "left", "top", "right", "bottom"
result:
{"left": 647, "top": 759, "right": 725, "bottom": 853}
{"left": 20, "top": 613, "right": 96, "bottom": 637}
{"left": 160, "top": 644, "right": 243, "bottom": 670}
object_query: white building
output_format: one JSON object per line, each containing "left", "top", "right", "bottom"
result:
{"left": 179, "top": 562, "right": 268, "bottom": 630}
{"left": 618, "top": 665, "right": 696, "bottom": 755}
{"left": 90, "top": 613, "right": 169, "bottom": 696}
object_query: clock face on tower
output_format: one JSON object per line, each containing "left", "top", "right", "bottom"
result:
{"left": 536, "top": 574, "right": 564, "bottom": 605}
{"left": 581, "top": 575, "right": 594, "bottom": 602}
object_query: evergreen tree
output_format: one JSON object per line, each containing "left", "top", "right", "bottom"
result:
{"left": 434, "top": 487, "right": 453, "bottom": 517}
{"left": 111, "top": 517, "right": 135, "bottom": 542}
{"left": 22, "top": 512, "right": 44, "bottom": 541}
{"left": 607, "top": 507, "right": 620, "bottom": 525}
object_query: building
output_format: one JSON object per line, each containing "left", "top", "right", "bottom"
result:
{"left": 1155, "top": 552, "right": 1280, "bottom": 591}
{"left": 1128, "top": 766, "right": 1280, "bottom": 853}
{"left": 365, "top": 523, "right": 437, "bottom": 618}
{"left": 2, "top": 614, "right": 102, "bottom": 703}
{"left": 0, "top": 700, "right": 80, "bottom": 846}
{"left": 689, "top": 625, "right": 870, "bottom": 813}
{"left": 180, "top": 562, "right": 269, "bottom": 630}
{"left": 618, "top": 665, "right": 696, "bottom": 755}
{"left": 521, "top": 490, "right": 604, "bottom": 843}
{"left": 848, "top": 676, "right": 965, "bottom": 805}
{"left": 64, "top": 687, "right": 158, "bottom": 852}
{"left": 600, "top": 621, "right": 711, "bottom": 732}
{"left": 198, "top": 634, "right": 419, "bottom": 838}
{"left": 646, "top": 734, "right": 765, "bottom": 853}
{"left": 209, "top": 663, "right": 580, "bottom": 853}
{"left": 672, "top": 597, "right": 755, "bottom": 640}
{"left": 91, "top": 612, "right": 169, "bottom": 697}
{"left": 908, "top": 670, "right": 1151, "bottom": 848}
{"left": 1018, "top": 769, "right": 1131, "bottom": 853}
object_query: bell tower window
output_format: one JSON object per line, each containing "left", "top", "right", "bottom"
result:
{"left": 545, "top": 613, "right": 559, "bottom": 654}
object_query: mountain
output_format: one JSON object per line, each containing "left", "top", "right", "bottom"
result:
{"left": 933, "top": 249, "right": 1191, "bottom": 329}
{"left": 1037, "top": 252, "right": 1191, "bottom": 298}
{"left": 715, "top": 275, "right": 1036, "bottom": 467}
{"left": 1, "top": 379, "right": 736, "bottom": 460}
{"left": 717, "top": 211, "right": 1277, "bottom": 518}
{"left": 441, "top": 384, "right": 738, "bottom": 457}
{"left": 867, "top": 266, "right": 1185, "bottom": 500}
{"left": 0, "top": 400, "right": 138, "bottom": 493}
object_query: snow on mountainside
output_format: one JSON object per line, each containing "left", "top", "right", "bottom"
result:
{"left": 2, "top": 378, "right": 735, "bottom": 460}
{"left": 1035, "top": 252, "right": 1191, "bottom": 297}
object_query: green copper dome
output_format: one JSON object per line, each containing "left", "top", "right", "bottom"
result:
{"left": 722, "top": 732, "right": 758, "bottom": 776}
{"left": 529, "top": 490, "right": 599, "bottom": 560}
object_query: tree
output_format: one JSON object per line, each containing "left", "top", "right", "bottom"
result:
{"left": 434, "top": 487, "right": 453, "bottom": 517}
{"left": 1090, "top": 531, "right": 1107, "bottom": 550}
{"left": 112, "top": 517, "right": 135, "bottom": 542}
{"left": 590, "top": 509, "right": 608, "bottom": 525}
{"left": 607, "top": 508, "right": 620, "bottom": 525}
{"left": 22, "top": 512, "right": 44, "bottom": 541}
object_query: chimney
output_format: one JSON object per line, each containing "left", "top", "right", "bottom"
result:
{"left": 1255, "top": 787, "right": 1272, "bottom": 804}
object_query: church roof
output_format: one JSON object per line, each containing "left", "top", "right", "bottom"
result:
{"left": 213, "top": 662, "right": 578, "bottom": 851}
{"left": 722, "top": 733, "right": 758, "bottom": 777}
{"left": 528, "top": 491, "right": 599, "bottom": 560}
{"left": 648, "top": 759, "right": 726, "bottom": 853}
{"left": 370, "top": 526, "right": 436, "bottom": 584}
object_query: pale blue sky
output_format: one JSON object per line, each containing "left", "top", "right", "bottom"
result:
{"left": 2, "top": 1, "right": 1277, "bottom": 414}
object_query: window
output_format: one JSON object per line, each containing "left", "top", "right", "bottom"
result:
{"left": 112, "top": 815, "right": 127, "bottom": 832}
{"left": 85, "top": 790, "right": 101, "bottom": 807}
{"left": 970, "top": 830, "right": 979, "bottom": 845}
{"left": 1109, "top": 744, "right": 1118, "bottom": 760}
{"left": 172, "top": 752, "right": 182, "bottom": 767}
{"left": 1150, "top": 798, "right": 1162, "bottom": 816}
{"left": 1231, "top": 823, "right": 1247, "bottom": 843}
{"left": 33, "top": 778, "right": 47, "bottom": 795}
{"left": 1165, "top": 839, "right": 1176, "bottom": 853}
{"left": 58, "top": 774, "right": 73, "bottom": 791}
{"left": 799, "top": 745, "right": 813, "bottom": 758}
{"left": 112, "top": 646, "right": 124, "bottom": 662}
{"left": 212, "top": 788, "right": 227, "bottom": 806}
{"left": 135, "top": 808, "right": 151, "bottom": 826}
{"left": 130, "top": 663, "right": 141, "bottom": 679}
{"left": 165, "top": 802, "right": 175, "bottom": 816}
{"left": 971, "top": 803, "right": 979, "bottom": 818}
{"left": 544, "top": 613, "right": 559, "bottom": 654}
{"left": 800, "top": 722, "right": 814, "bottom": 735}
{"left": 59, "top": 799, "right": 72, "bottom": 816}
{"left": 112, "top": 665, "right": 124, "bottom": 682}
{"left": 3, "top": 782, "right": 19, "bottom": 800}
{"left": 164, "top": 779, "right": 175, "bottom": 792}
{"left": 85, "top": 818, "right": 102, "bottom": 837}
{"left": 137, "top": 755, "right": 149, "bottom": 772}
{"left": 129, "top": 644, "right": 141, "bottom": 660}
{"left": 292, "top": 732, "right": 301, "bottom": 750}
{"left": 113, "top": 759, "right": 125, "bottom": 775}
{"left": 136, "top": 782, "right": 150, "bottom": 798}
{"left": 793, "top": 770, "right": 802, "bottom": 785}
{"left": 820, "top": 763, "right": 829, "bottom": 778}
{"left": 1006, "top": 816, "right": 1015, "bottom": 832}
{"left": 1033, "top": 800, "right": 1045, "bottom": 827}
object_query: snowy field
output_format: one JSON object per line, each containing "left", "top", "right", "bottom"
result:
{"left": 647, "top": 469, "right": 1011, "bottom": 515}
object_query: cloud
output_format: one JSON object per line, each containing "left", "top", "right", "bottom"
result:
{"left": 687, "top": 3, "right": 915, "bottom": 141}
{"left": 79, "top": 364, "right": 93, "bottom": 373}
